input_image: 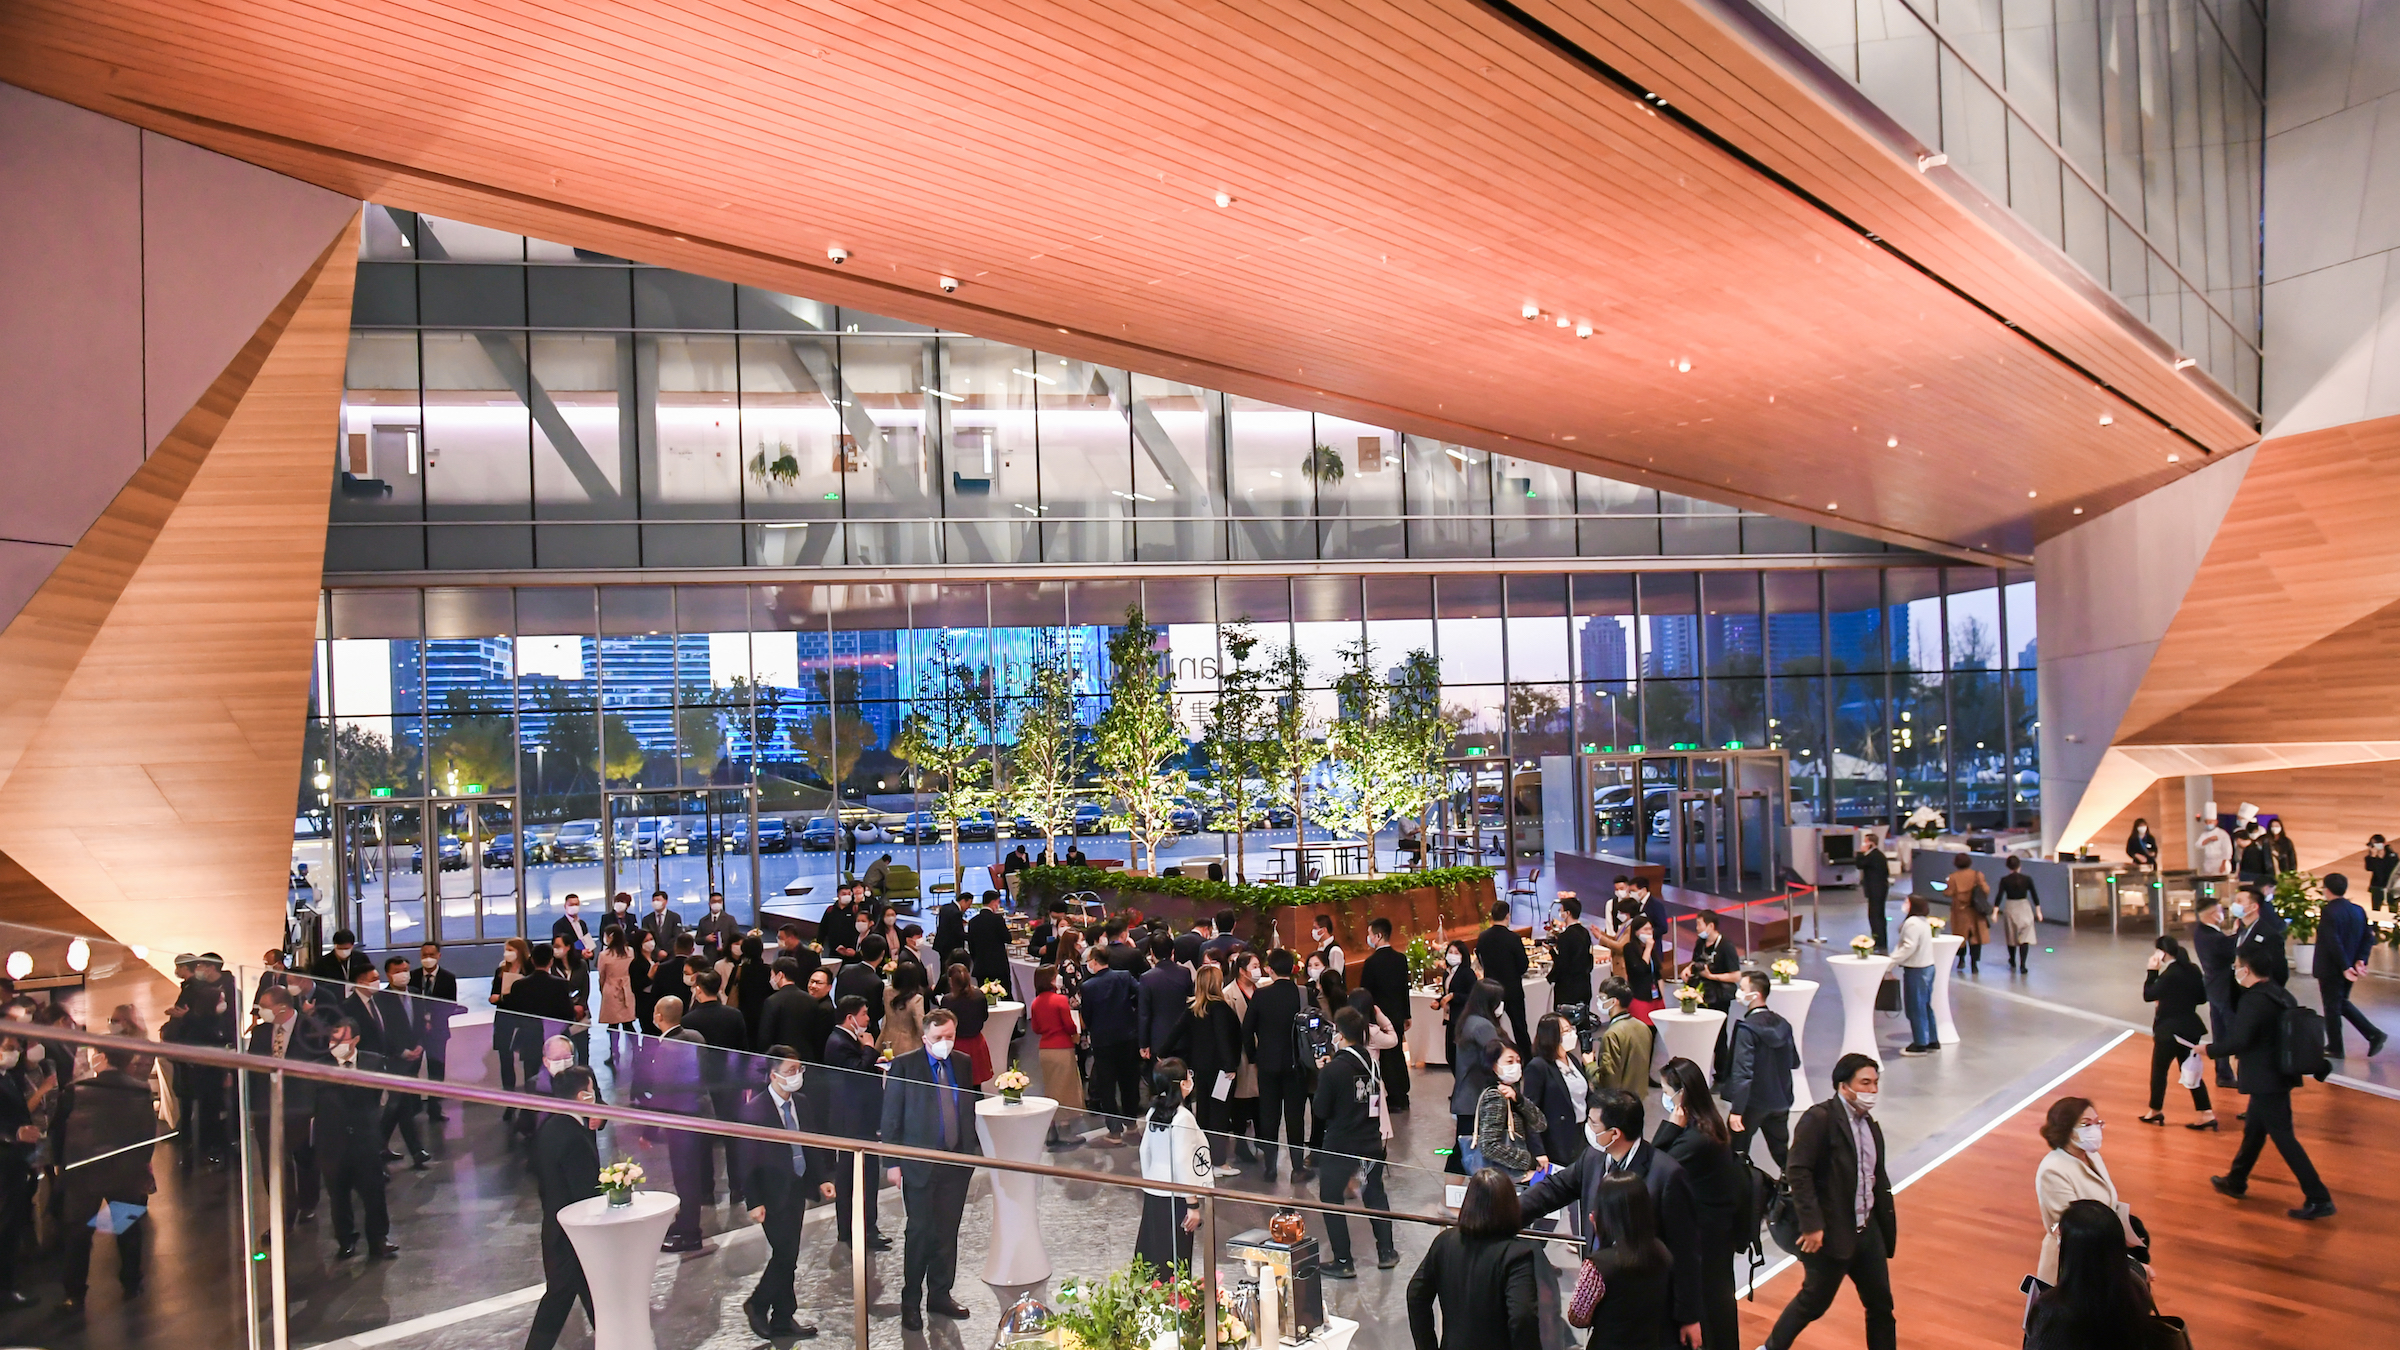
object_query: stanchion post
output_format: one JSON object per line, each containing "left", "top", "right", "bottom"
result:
{"left": 237, "top": 1061, "right": 261, "bottom": 1350}
{"left": 268, "top": 1070, "right": 289, "bottom": 1350}
{"left": 1202, "top": 1194, "right": 1219, "bottom": 1350}
{"left": 852, "top": 1147, "right": 869, "bottom": 1350}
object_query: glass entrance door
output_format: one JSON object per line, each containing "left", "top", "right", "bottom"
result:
{"left": 1579, "top": 750, "right": 1790, "bottom": 896}
{"left": 1435, "top": 758, "right": 1510, "bottom": 868}
{"left": 431, "top": 798, "right": 520, "bottom": 943}
{"left": 342, "top": 799, "right": 522, "bottom": 949}
{"left": 603, "top": 787, "right": 760, "bottom": 928}
{"left": 337, "top": 802, "right": 424, "bottom": 951}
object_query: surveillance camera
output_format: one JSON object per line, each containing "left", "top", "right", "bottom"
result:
{"left": 939, "top": 276, "right": 959, "bottom": 293}
{"left": 827, "top": 247, "right": 849, "bottom": 264}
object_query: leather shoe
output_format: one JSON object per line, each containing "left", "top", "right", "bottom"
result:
{"left": 2370, "top": 1031, "right": 2390, "bottom": 1059}
{"left": 336, "top": 1243, "right": 359, "bottom": 1259}
{"left": 660, "top": 1233, "right": 704, "bottom": 1253}
{"left": 745, "top": 1298, "right": 775, "bottom": 1339}
{"left": 411, "top": 1152, "right": 431, "bottom": 1170}
{"left": 901, "top": 1308, "right": 926, "bottom": 1331}
{"left": 1321, "top": 1260, "right": 1357, "bottom": 1280}
{"left": 772, "top": 1321, "right": 818, "bottom": 1340}
{"left": 1377, "top": 1249, "right": 1402, "bottom": 1269}
{"left": 372, "top": 1242, "right": 400, "bottom": 1259}
{"left": 929, "top": 1298, "right": 972, "bottom": 1319}
{"left": 381, "top": 1149, "right": 406, "bottom": 1163}
{"left": 868, "top": 1233, "right": 894, "bottom": 1252}
{"left": 2209, "top": 1175, "right": 2247, "bottom": 1198}
{"left": 2289, "top": 1200, "right": 2337, "bottom": 1220}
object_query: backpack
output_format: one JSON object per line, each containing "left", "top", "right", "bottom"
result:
{"left": 1734, "top": 1151, "right": 1777, "bottom": 1299}
{"left": 1293, "top": 1005, "right": 1334, "bottom": 1066}
{"left": 2277, "top": 999, "right": 2331, "bottom": 1080}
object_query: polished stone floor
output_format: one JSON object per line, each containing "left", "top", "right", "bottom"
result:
{"left": 6, "top": 884, "right": 2393, "bottom": 1350}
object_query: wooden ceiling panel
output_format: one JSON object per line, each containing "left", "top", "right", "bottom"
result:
{"left": 0, "top": 0, "right": 2262, "bottom": 562}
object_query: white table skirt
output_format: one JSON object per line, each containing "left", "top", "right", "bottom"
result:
{"left": 558, "top": 1191, "right": 678, "bottom": 1350}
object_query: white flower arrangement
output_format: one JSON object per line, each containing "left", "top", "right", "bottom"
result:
{"left": 981, "top": 979, "right": 1011, "bottom": 1002}
{"left": 994, "top": 1064, "right": 1031, "bottom": 1100}
{"left": 1770, "top": 958, "right": 1798, "bottom": 985}
{"left": 1901, "top": 806, "right": 1947, "bottom": 841}
{"left": 1849, "top": 934, "right": 1877, "bottom": 957}
{"left": 598, "top": 1159, "right": 645, "bottom": 1193}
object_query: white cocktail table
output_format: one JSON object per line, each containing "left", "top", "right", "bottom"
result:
{"left": 1929, "top": 935, "right": 1966, "bottom": 1046}
{"left": 1407, "top": 989, "right": 1446, "bottom": 1066}
{"left": 1824, "top": 954, "right": 1892, "bottom": 1065}
{"left": 1762, "top": 978, "right": 1819, "bottom": 1106}
{"left": 975, "top": 1095, "right": 1058, "bottom": 1288}
{"left": 1649, "top": 1007, "right": 1728, "bottom": 1085}
{"left": 558, "top": 1191, "right": 678, "bottom": 1350}
{"left": 984, "top": 1000, "right": 1024, "bottom": 1075}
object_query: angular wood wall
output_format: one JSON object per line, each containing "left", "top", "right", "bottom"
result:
{"left": 0, "top": 213, "right": 356, "bottom": 968}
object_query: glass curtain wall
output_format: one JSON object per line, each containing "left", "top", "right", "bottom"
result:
{"left": 339, "top": 208, "right": 1898, "bottom": 572}
{"left": 1747, "top": 0, "right": 2264, "bottom": 406}
{"left": 316, "top": 567, "right": 2038, "bottom": 928}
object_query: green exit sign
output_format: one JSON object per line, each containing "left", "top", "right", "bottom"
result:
{"left": 1465, "top": 747, "right": 1487, "bottom": 756}
{"left": 371, "top": 787, "right": 393, "bottom": 798}
{"left": 464, "top": 784, "right": 485, "bottom": 795}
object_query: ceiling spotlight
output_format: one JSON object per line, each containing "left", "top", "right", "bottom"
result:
{"left": 1214, "top": 191, "right": 1233, "bottom": 208}
{"left": 1886, "top": 436, "right": 1898, "bottom": 448}
{"left": 2173, "top": 357, "right": 2196, "bottom": 370}
{"left": 1522, "top": 303, "right": 1541, "bottom": 320}
{"left": 3, "top": 951, "right": 26, "bottom": 981}
{"left": 827, "top": 246, "right": 850, "bottom": 264}
{"left": 2167, "top": 453, "right": 2180, "bottom": 463}
{"left": 1917, "top": 152, "right": 1949, "bottom": 172}
{"left": 1576, "top": 323, "right": 1593, "bottom": 338}
{"left": 938, "top": 276, "right": 959, "bottom": 293}
{"left": 1825, "top": 502, "right": 1838, "bottom": 511}
{"left": 2073, "top": 507, "right": 2085, "bottom": 515}
{"left": 67, "top": 938, "right": 90, "bottom": 973}
{"left": 2026, "top": 490, "right": 2038, "bottom": 498}
{"left": 2098, "top": 413, "right": 2113, "bottom": 426}
{"left": 1676, "top": 358, "right": 1691, "bottom": 373}
{"left": 1556, "top": 316, "right": 1570, "bottom": 328}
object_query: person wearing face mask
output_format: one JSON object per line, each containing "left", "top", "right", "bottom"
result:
{"left": 1652, "top": 1059, "right": 1740, "bottom": 1350}
{"left": 600, "top": 890, "right": 638, "bottom": 943}
{"left": 640, "top": 890, "right": 684, "bottom": 951}
{"left": 2032, "top": 1095, "right": 2141, "bottom": 1283}
{"left": 734, "top": 1048, "right": 837, "bottom": 1339}
{"left": 1437, "top": 940, "right": 1476, "bottom": 1065}
{"left": 1590, "top": 977, "right": 1652, "bottom": 1096}
{"left": 822, "top": 994, "right": 894, "bottom": 1250}
{"left": 1470, "top": 1046, "right": 1548, "bottom": 1182}
{"left": 1543, "top": 895, "right": 1595, "bottom": 1013}
{"left": 313, "top": 1020, "right": 398, "bottom": 1261}
{"left": 1757, "top": 1055, "right": 1895, "bottom": 1350}
{"left": 366, "top": 958, "right": 431, "bottom": 1169}
{"left": 1135, "top": 1056, "right": 1216, "bottom": 1277}
{"left": 635, "top": 996, "right": 711, "bottom": 1253}
{"left": 1520, "top": 1088, "right": 1705, "bottom": 1349}
{"left": 1721, "top": 973, "right": 1798, "bottom": 1169}
{"left": 243, "top": 989, "right": 322, "bottom": 1226}
{"left": 524, "top": 1066, "right": 602, "bottom": 1350}
{"left": 1444, "top": 979, "right": 1506, "bottom": 1178}
{"left": 1356, "top": 919, "right": 1413, "bottom": 1112}
{"left": 1523, "top": 1013, "right": 1587, "bottom": 1169}
{"left": 2189, "top": 894, "right": 2239, "bottom": 1089}
{"left": 2207, "top": 944, "right": 2335, "bottom": 1219}
{"left": 2311, "top": 872, "right": 2387, "bottom": 1060}
{"left": 2229, "top": 885, "right": 2288, "bottom": 987}
{"left": 314, "top": 929, "right": 373, "bottom": 984}
{"left": 1476, "top": 901, "right": 1532, "bottom": 1054}
{"left": 52, "top": 1044, "right": 159, "bottom": 1310}
{"left": 2125, "top": 818, "right": 2160, "bottom": 869}
{"left": 550, "top": 894, "right": 593, "bottom": 983}
{"left": 0, "top": 1034, "right": 46, "bottom": 1308}
{"left": 697, "top": 890, "right": 742, "bottom": 960}
{"left": 879, "top": 1008, "right": 983, "bottom": 1330}
{"left": 1313, "top": 1008, "right": 1398, "bottom": 1276}
{"left": 406, "top": 943, "right": 460, "bottom": 1121}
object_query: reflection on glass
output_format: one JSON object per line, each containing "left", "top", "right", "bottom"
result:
{"left": 340, "top": 333, "right": 424, "bottom": 522}
{"left": 738, "top": 334, "right": 845, "bottom": 523}
{"left": 530, "top": 333, "right": 632, "bottom": 518}
{"left": 422, "top": 332, "right": 531, "bottom": 520}
{"left": 639, "top": 335, "right": 740, "bottom": 518}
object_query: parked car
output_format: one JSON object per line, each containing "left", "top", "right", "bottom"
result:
{"left": 550, "top": 819, "right": 606, "bottom": 863}
{"left": 486, "top": 833, "right": 518, "bottom": 868}
{"left": 956, "top": 810, "right": 998, "bottom": 842}
{"left": 1010, "top": 814, "right": 1045, "bottom": 839}
{"left": 894, "top": 811, "right": 946, "bottom": 844}
{"left": 754, "top": 817, "right": 793, "bottom": 853}
{"left": 798, "top": 816, "right": 841, "bottom": 851}
{"left": 409, "top": 835, "right": 466, "bottom": 873}
{"left": 1166, "top": 800, "right": 1203, "bottom": 835}
{"left": 1071, "top": 803, "right": 1109, "bottom": 835}
{"left": 1262, "top": 804, "right": 1297, "bottom": 828}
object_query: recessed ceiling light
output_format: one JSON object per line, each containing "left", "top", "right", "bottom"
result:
{"left": 2073, "top": 507, "right": 2084, "bottom": 515}
{"left": 1886, "top": 436, "right": 1898, "bottom": 448}
{"left": 1576, "top": 324, "right": 1593, "bottom": 338}
{"left": 2098, "top": 413, "right": 2114, "bottom": 426}
{"left": 2026, "top": 490, "right": 2038, "bottom": 498}
{"left": 1825, "top": 502, "right": 1838, "bottom": 511}
{"left": 1556, "top": 316, "right": 1570, "bottom": 328}
{"left": 1214, "top": 191, "right": 1233, "bottom": 208}
{"left": 2167, "top": 453, "right": 2180, "bottom": 463}
{"left": 2173, "top": 357, "right": 2196, "bottom": 370}
{"left": 1676, "top": 358, "right": 1691, "bottom": 372}
{"left": 1522, "top": 303, "right": 1541, "bottom": 320}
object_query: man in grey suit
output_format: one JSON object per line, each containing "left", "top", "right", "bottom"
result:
{"left": 879, "top": 1008, "right": 982, "bottom": 1330}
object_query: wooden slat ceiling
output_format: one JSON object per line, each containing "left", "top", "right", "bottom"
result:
{"left": 0, "top": 0, "right": 2262, "bottom": 564}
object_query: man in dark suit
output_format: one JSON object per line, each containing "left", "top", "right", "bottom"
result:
{"left": 1311, "top": 1007, "right": 1396, "bottom": 1276}
{"left": 932, "top": 900, "right": 970, "bottom": 968}
{"left": 1026, "top": 900, "right": 1068, "bottom": 966}
{"left": 1475, "top": 901, "right": 1531, "bottom": 1053}
{"left": 966, "top": 891, "right": 1013, "bottom": 985}
{"left": 312, "top": 929, "right": 373, "bottom": 984}
{"left": 1522, "top": 1087, "right": 1703, "bottom": 1347}
{"left": 737, "top": 1047, "right": 838, "bottom": 1339}
{"left": 2209, "top": 945, "right": 2335, "bottom": 1219}
{"left": 313, "top": 1019, "right": 398, "bottom": 1261}
{"left": 1080, "top": 946, "right": 1143, "bottom": 1143}
{"left": 1756, "top": 1055, "right": 1896, "bottom": 1350}
{"left": 757, "top": 959, "right": 820, "bottom": 1065}
{"left": 649, "top": 934, "right": 695, "bottom": 1021}
{"left": 1723, "top": 972, "right": 1800, "bottom": 1168}
{"left": 1544, "top": 897, "right": 1595, "bottom": 1016}
{"left": 406, "top": 942, "right": 460, "bottom": 1121}
{"left": 1138, "top": 936, "right": 1194, "bottom": 1063}
{"left": 1240, "top": 948, "right": 1311, "bottom": 1181}
{"left": 836, "top": 936, "right": 889, "bottom": 1034}
{"left": 2311, "top": 873, "right": 2388, "bottom": 1059}
{"left": 52, "top": 1045, "right": 160, "bottom": 1309}
{"left": 1357, "top": 918, "right": 1413, "bottom": 1111}
{"left": 1203, "top": 908, "right": 1245, "bottom": 965}
{"left": 166, "top": 952, "right": 240, "bottom": 1171}
{"left": 245, "top": 987, "right": 323, "bottom": 1223}
{"left": 1859, "top": 839, "right": 1892, "bottom": 954}
{"left": 550, "top": 894, "right": 595, "bottom": 979}
{"left": 879, "top": 1010, "right": 983, "bottom": 1330}
{"left": 2231, "top": 886, "right": 2288, "bottom": 985}
{"left": 683, "top": 969, "right": 753, "bottom": 1203}
{"left": 696, "top": 891, "right": 743, "bottom": 959}
{"left": 640, "top": 891, "right": 684, "bottom": 952}
{"left": 2191, "top": 894, "right": 2240, "bottom": 1088}
{"left": 525, "top": 1067, "right": 601, "bottom": 1350}
{"left": 823, "top": 994, "right": 892, "bottom": 1250}
{"left": 365, "top": 958, "right": 430, "bottom": 1167}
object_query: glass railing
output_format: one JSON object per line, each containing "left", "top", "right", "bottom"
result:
{"left": 1, "top": 1019, "right": 1592, "bottom": 1350}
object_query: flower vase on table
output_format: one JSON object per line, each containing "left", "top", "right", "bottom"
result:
{"left": 598, "top": 1159, "right": 645, "bottom": 1208}
{"left": 994, "top": 1064, "right": 1031, "bottom": 1105}
{"left": 1850, "top": 934, "right": 1877, "bottom": 958}
{"left": 1771, "top": 958, "right": 1798, "bottom": 986}
{"left": 1676, "top": 986, "right": 1702, "bottom": 1017}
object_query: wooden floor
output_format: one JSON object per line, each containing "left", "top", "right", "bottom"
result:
{"left": 1737, "top": 1035, "right": 2400, "bottom": 1349}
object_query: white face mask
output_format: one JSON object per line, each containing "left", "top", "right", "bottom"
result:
{"left": 654, "top": 900, "right": 668, "bottom": 911}
{"left": 1443, "top": 952, "right": 1461, "bottom": 968}
{"left": 1559, "top": 1029, "right": 1578, "bottom": 1053}
{"left": 925, "top": 1037, "right": 954, "bottom": 1060}
{"left": 1599, "top": 1001, "right": 1618, "bottom": 1021}
{"left": 772, "top": 1069, "right": 803, "bottom": 1095}
{"left": 1661, "top": 1089, "right": 1678, "bottom": 1119}
{"left": 1585, "top": 1124, "right": 1611, "bottom": 1152}
{"left": 566, "top": 906, "right": 580, "bottom": 917}
{"left": 1737, "top": 990, "right": 1758, "bottom": 1009}
{"left": 421, "top": 957, "right": 438, "bottom": 970}
{"left": 711, "top": 902, "right": 725, "bottom": 913}
{"left": 0, "top": 1048, "right": 17, "bottom": 1069}
{"left": 1849, "top": 1089, "right": 1878, "bottom": 1112}
{"left": 331, "top": 1041, "right": 356, "bottom": 1063}
{"left": 2072, "top": 1123, "right": 2103, "bottom": 1153}
{"left": 1497, "top": 1061, "right": 1522, "bottom": 1084}
{"left": 334, "top": 946, "right": 353, "bottom": 959}
{"left": 545, "top": 1056, "right": 574, "bottom": 1076}
{"left": 22, "top": 1044, "right": 40, "bottom": 1064}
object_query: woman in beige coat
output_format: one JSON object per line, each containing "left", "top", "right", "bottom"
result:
{"left": 1945, "top": 852, "right": 1992, "bottom": 974}
{"left": 2033, "top": 1095, "right": 2140, "bottom": 1283}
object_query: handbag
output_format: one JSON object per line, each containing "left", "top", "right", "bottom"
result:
{"left": 1872, "top": 975, "right": 1901, "bottom": 1012}
{"left": 1566, "top": 1212, "right": 1608, "bottom": 1329}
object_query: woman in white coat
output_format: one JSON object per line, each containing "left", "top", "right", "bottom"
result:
{"left": 1136, "top": 1057, "right": 1216, "bottom": 1276}
{"left": 2033, "top": 1095, "right": 2141, "bottom": 1284}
